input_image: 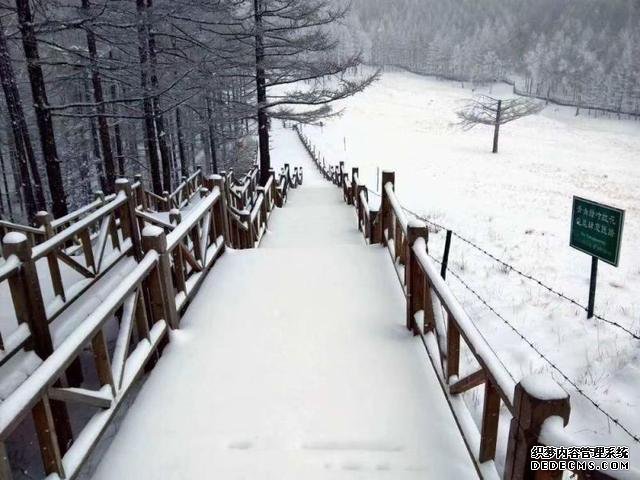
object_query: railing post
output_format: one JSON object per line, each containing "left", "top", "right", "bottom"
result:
{"left": 339, "top": 161, "right": 345, "bottom": 188}
{"left": 2, "top": 232, "right": 74, "bottom": 457}
{"left": 35, "top": 211, "right": 54, "bottom": 238}
{"left": 406, "top": 221, "right": 428, "bottom": 334}
{"left": 351, "top": 167, "right": 359, "bottom": 206}
{"left": 141, "top": 226, "right": 179, "bottom": 329}
{"left": 211, "top": 175, "right": 230, "bottom": 247}
{"left": 94, "top": 189, "right": 106, "bottom": 205}
{"left": 380, "top": 171, "right": 395, "bottom": 244}
{"left": 356, "top": 184, "right": 367, "bottom": 233}
{"left": 504, "top": 376, "right": 570, "bottom": 480}
{"left": 116, "top": 178, "right": 143, "bottom": 261}
{"left": 2, "top": 233, "right": 53, "bottom": 359}
{"left": 162, "top": 190, "right": 170, "bottom": 212}
{"left": 134, "top": 175, "right": 147, "bottom": 210}
{"left": 284, "top": 163, "right": 291, "bottom": 187}
{"left": 240, "top": 211, "right": 251, "bottom": 249}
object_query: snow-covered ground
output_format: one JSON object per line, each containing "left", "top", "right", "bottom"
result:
{"left": 90, "top": 128, "right": 477, "bottom": 479}
{"left": 297, "top": 70, "right": 640, "bottom": 468}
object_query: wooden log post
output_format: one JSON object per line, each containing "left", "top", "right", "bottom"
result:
{"left": 241, "top": 211, "right": 252, "bottom": 249}
{"left": 211, "top": 175, "right": 230, "bottom": 247}
{"left": 169, "top": 208, "right": 181, "bottom": 226}
{"left": 141, "top": 226, "right": 179, "bottom": 329}
{"left": 2, "top": 233, "right": 74, "bottom": 456}
{"left": 380, "top": 171, "right": 395, "bottom": 244}
{"left": 405, "top": 221, "right": 428, "bottom": 334}
{"left": 504, "top": 376, "right": 570, "bottom": 480}
{"left": 356, "top": 184, "right": 367, "bottom": 233}
{"left": 370, "top": 210, "right": 382, "bottom": 244}
{"left": 284, "top": 163, "right": 291, "bottom": 187}
{"left": 34, "top": 211, "right": 54, "bottom": 238}
{"left": 339, "top": 161, "right": 345, "bottom": 188}
{"left": 351, "top": 167, "right": 359, "bottom": 206}
{"left": 134, "top": 175, "right": 147, "bottom": 210}
{"left": 116, "top": 178, "right": 143, "bottom": 261}
{"left": 0, "top": 441, "right": 13, "bottom": 480}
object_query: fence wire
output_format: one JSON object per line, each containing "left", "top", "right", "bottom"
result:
{"left": 365, "top": 187, "right": 639, "bottom": 342}
{"left": 295, "top": 129, "right": 640, "bottom": 445}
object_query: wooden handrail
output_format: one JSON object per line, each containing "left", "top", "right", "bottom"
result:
{"left": 0, "top": 162, "right": 297, "bottom": 479}
{"left": 0, "top": 220, "right": 44, "bottom": 236}
{"left": 298, "top": 126, "right": 619, "bottom": 480}
{"left": 32, "top": 193, "right": 127, "bottom": 261}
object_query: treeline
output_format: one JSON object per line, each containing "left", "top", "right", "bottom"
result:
{"left": 0, "top": 0, "right": 372, "bottom": 225}
{"left": 351, "top": 0, "right": 640, "bottom": 116}
{"left": 0, "top": 0, "right": 259, "bottom": 222}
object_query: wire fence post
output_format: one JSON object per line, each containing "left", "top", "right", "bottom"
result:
{"left": 587, "top": 256, "right": 598, "bottom": 319}
{"left": 440, "top": 230, "right": 453, "bottom": 279}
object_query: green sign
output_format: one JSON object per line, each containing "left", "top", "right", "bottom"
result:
{"left": 570, "top": 196, "right": 625, "bottom": 266}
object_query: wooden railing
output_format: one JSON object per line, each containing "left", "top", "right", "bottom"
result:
{"left": 0, "top": 250, "right": 168, "bottom": 480}
{"left": 132, "top": 168, "right": 203, "bottom": 213}
{"left": 0, "top": 162, "right": 300, "bottom": 478}
{"left": 0, "top": 180, "right": 139, "bottom": 375}
{"left": 300, "top": 129, "right": 620, "bottom": 480}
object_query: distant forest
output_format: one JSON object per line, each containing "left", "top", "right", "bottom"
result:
{"left": 0, "top": 0, "right": 364, "bottom": 224}
{"left": 351, "top": 0, "right": 640, "bottom": 116}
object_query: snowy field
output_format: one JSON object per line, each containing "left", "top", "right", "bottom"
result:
{"left": 296, "top": 69, "right": 640, "bottom": 469}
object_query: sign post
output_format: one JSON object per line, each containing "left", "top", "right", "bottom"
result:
{"left": 570, "top": 196, "right": 625, "bottom": 319}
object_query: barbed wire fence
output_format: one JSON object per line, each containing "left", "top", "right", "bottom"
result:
{"left": 295, "top": 125, "right": 640, "bottom": 445}
{"left": 365, "top": 188, "right": 640, "bottom": 342}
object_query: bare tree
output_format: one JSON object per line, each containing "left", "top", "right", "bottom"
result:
{"left": 15, "top": 0, "right": 68, "bottom": 218}
{"left": 239, "top": 0, "right": 379, "bottom": 185}
{"left": 456, "top": 95, "right": 544, "bottom": 153}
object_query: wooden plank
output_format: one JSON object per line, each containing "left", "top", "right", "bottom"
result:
{"left": 179, "top": 242, "right": 202, "bottom": 272}
{"left": 91, "top": 329, "right": 116, "bottom": 396}
{"left": 112, "top": 290, "right": 137, "bottom": 389}
{"left": 94, "top": 215, "right": 112, "bottom": 272}
{"left": 56, "top": 250, "right": 94, "bottom": 278}
{"left": 46, "top": 251, "right": 66, "bottom": 302}
{"left": 0, "top": 441, "right": 13, "bottom": 480}
{"left": 446, "top": 315, "right": 461, "bottom": 380}
{"left": 32, "top": 395, "right": 65, "bottom": 477}
{"left": 48, "top": 386, "right": 112, "bottom": 409}
{"left": 80, "top": 228, "right": 97, "bottom": 274}
{"left": 479, "top": 380, "right": 501, "bottom": 462}
{"left": 449, "top": 369, "right": 485, "bottom": 395}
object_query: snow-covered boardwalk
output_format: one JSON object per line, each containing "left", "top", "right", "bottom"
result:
{"left": 90, "top": 129, "right": 477, "bottom": 479}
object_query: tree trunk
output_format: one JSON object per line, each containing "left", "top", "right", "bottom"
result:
{"left": 146, "top": 0, "right": 172, "bottom": 192}
{"left": 492, "top": 99, "right": 502, "bottom": 154}
{"left": 136, "top": 0, "right": 162, "bottom": 194}
{"left": 82, "top": 0, "right": 116, "bottom": 193}
{"left": 175, "top": 107, "right": 188, "bottom": 177}
{"left": 206, "top": 95, "right": 218, "bottom": 174}
{"left": 0, "top": 20, "right": 38, "bottom": 220}
{"left": 253, "top": 0, "right": 270, "bottom": 185}
{"left": 0, "top": 141, "right": 12, "bottom": 219}
{"left": 15, "top": 0, "right": 68, "bottom": 218}
{"left": 109, "top": 53, "right": 126, "bottom": 177}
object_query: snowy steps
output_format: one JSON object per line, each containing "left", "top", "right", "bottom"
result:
{"left": 89, "top": 130, "right": 477, "bottom": 478}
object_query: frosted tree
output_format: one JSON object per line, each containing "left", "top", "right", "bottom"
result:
{"left": 456, "top": 95, "right": 544, "bottom": 153}
{"left": 236, "top": 0, "right": 379, "bottom": 185}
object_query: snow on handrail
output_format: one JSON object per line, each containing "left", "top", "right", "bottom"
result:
{"left": 50, "top": 193, "right": 117, "bottom": 229}
{"left": 0, "top": 254, "right": 21, "bottom": 282}
{"left": 412, "top": 237, "right": 516, "bottom": 406}
{"left": 0, "top": 251, "right": 159, "bottom": 439}
{"left": 0, "top": 220, "right": 44, "bottom": 236}
{"left": 166, "top": 187, "right": 221, "bottom": 252}
{"left": 250, "top": 192, "right": 264, "bottom": 222}
{"left": 384, "top": 182, "right": 409, "bottom": 234}
{"left": 32, "top": 192, "right": 128, "bottom": 260}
